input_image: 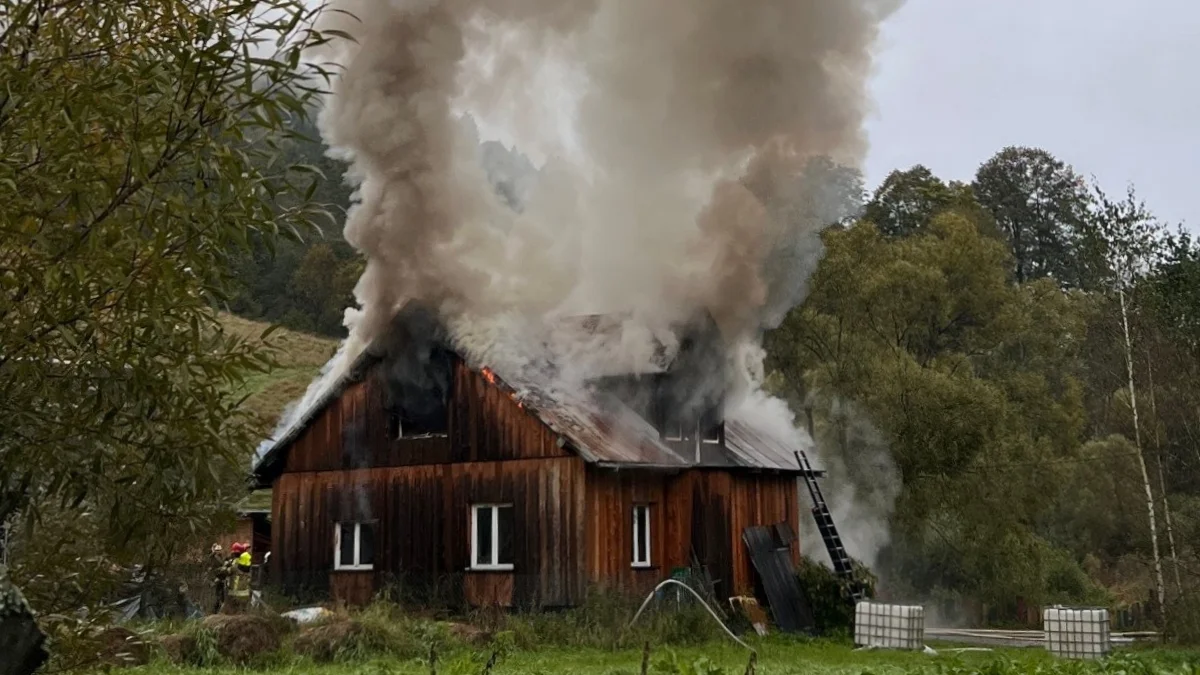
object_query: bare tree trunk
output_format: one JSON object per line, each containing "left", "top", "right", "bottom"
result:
{"left": 1120, "top": 287, "right": 1167, "bottom": 622}
{"left": 1144, "top": 355, "right": 1183, "bottom": 597}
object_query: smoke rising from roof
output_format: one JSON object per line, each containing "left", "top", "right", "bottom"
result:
{"left": 305, "top": 0, "right": 895, "bottom": 372}
{"left": 263, "top": 0, "right": 902, "bottom": 561}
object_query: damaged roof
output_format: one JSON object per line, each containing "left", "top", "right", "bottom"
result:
{"left": 253, "top": 317, "right": 818, "bottom": 482}
{"left": 545, "top": 313, "right": 676, "bottom": 378}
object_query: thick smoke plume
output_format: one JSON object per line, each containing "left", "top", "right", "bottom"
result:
{"left": 267, "top": 0, "right": 903, "bottom": 562}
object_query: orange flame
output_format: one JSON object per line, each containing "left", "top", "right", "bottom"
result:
{"left": 480, "top": 366, "right": 498, "bottom": 385}
{"left": 480, "top": 366, "right": 524, "bottom": 409}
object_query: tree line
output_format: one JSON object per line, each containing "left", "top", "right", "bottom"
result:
{"left": 766, "top": 148, "right": 1200, "bottom": 632}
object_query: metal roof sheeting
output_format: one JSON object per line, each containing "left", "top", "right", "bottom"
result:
{"left": 723, "top": 418, "right": 811, "bottom": 472}
{"left": 496, "top": 368, "right": 691, "bottom": 468}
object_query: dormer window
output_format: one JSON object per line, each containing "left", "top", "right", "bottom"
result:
{"left": 699, "top": 408, "right": 721, "bottom": 444}
{"left": 663, "top": 417, "right": 683, "bottom": 441}
{"left": 387, "top": 410, "right": 403, "bottom": 440}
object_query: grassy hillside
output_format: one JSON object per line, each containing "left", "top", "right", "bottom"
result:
{"left": 219, "top": 313, "right": 341, "bottom": 437}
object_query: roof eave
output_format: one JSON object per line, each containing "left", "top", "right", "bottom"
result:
{"left": 251, "top": 348, "right": 383, "bottom": 485}
{"left": 593, "top": 461, "right": 687, "bottom": 473}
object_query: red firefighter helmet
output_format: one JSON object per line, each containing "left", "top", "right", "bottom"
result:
{"left": 230, "top": 542, "right": 249, "bottom": 554}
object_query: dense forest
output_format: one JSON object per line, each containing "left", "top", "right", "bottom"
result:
{"left": 233, "top": 119, "right": 1200, "bottom": 632}
{"left": 767, "top": 154, "right": 1200, "bottom": 630}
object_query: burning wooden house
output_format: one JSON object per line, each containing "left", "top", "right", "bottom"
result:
{"left": 252, "top": 308, "right": 821, "bottom": 608}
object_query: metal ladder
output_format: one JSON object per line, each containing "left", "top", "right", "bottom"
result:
{"left": 794, "top": 451, "right": 866, "bottom": 602}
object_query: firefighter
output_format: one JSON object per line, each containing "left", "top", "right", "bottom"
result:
{"left": 209, "top": 543, "right": 227, "bottom": 614}
{"left": 222, "top": 542, "right": 253, "bottom": 613}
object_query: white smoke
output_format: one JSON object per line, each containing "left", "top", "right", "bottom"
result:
{"left": 727, "top": 345, "right": 899, "bottom": 568}
{"left": 260, "top": 0, "right": 904, "bottom": 560}
{"left": 806, "top": 396, "right": 901, "bottom": 569}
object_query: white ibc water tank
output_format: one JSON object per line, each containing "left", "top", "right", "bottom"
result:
{"left": 854, "top": 601, "right": 925, "bottom": 650}
{"left": 1043, "top": 606, "right": 1111, "bottom": 659}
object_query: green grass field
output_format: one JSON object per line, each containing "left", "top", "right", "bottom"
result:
{"left": 127, "top": 639, "right": 1199, "bottom": 675}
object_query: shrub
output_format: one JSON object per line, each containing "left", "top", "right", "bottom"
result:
{"left": 795, "top": 557, "right": 875, "bottom": 635}
{"left": 1168, "top": 593, "right": 1200, "bottom": 646}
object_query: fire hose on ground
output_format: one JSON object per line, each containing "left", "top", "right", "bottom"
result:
{"left": 624, "top": 578, "right": 751, "bottom": 651}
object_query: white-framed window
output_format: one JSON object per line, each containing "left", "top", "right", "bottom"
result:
{"left": 334, "top": 521, "right": 375, "bottom": 571}
{"left": 471, "top": 504, "right": 514, "bottom": 571}
{"left": 632, "top": 504, "right": 652, "bottom": 568}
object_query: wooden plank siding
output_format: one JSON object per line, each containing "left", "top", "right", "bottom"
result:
{"left": 584, "top": 468, "right": 801, "bottom": 602}
{"left": 450, "top": 361, "right": 569, "bottom": 463}
{"left": 584, "top": 469, "right": 670, "bottom": 596}
{"left": 330, "top": 572, "right": 374, "bottom": 607}
{"left": 724, "top": 473, "right": 801, "bottom": 598}
{"left": 282, "top": 359, "right": 567, "bottom": 474}
{"left": 271, "top": 458, "right": 587, "bottom": 607}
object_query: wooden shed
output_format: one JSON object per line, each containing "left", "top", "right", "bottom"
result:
{"left": 253, "top": 310, "right": 820, "bottom": 608}
{"left": 211, "top": 490, "right": 272, "bottom": 565}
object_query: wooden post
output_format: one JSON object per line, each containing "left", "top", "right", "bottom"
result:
{"left": 428, "top": 643, "right": 438, "bottom": 675}
{"left": 640, "top": 641, "right": 651, "bottom": 675}
{"left": 0, "top": 577, "right": 47, "bottom": 675}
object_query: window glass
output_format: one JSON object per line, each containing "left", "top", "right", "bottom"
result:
{"left": 632, "top": 505, "right": 651, "bottom": 566}
{"left": 358, "top": 523, "right": 375, "bottom": 566}
{"left": 497, "top": 505, "right": 514, "bottom": 566}
{"left": 474, "top": 506, "right": 493, "bottom": 567}
{"left": 339, "top": 522, "right": 356, "bottom": 567}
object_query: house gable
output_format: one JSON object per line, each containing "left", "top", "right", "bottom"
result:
{"left": 258, "top": 355, "right": 571, "bottom": 481}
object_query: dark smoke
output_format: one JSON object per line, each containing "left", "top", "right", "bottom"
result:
{"left": 267, "top": 0, "right": 904, "bottom": 564}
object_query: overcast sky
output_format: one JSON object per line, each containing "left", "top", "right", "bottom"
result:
{"left": 862, "top": 0, "right": 1199, "bottom": 229}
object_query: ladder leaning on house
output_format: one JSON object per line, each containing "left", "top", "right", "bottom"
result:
{"left": 794, "top": 451, "right": 866, "bottom": 602}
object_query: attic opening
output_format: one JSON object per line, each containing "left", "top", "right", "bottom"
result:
{"left": 380, "top": 345, "right": 454, "bottom": 439}
{"left": 699, "top": 407, "right": 722, "bottom": 444}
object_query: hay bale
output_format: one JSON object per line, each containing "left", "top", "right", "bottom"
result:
{"left": 293, "top": 620, "right": 363, "bottom": 662}
{"left": 93, "top": 627, "right": 150, "bottom": 667}
{"left": 447, "top": 622, "right": 491, "bottom": 646}
{"left": 159, "top": 634, "right": 199, "bottom": 665}
{"left": 200, "top": 614, "right": 282, "bottom": 663}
